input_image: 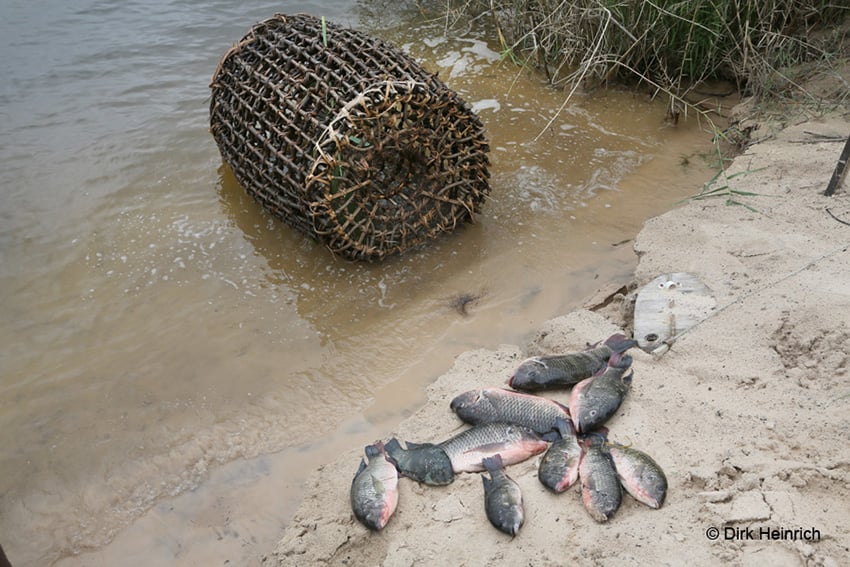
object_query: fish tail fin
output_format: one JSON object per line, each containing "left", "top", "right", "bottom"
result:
{"left": 541, "top": 430, "right": 561, "bottom": 443}
{"left": 384, "top": 437, "right": 403, "bottom": 454}
{"left": 365, "top": 440, "right": 385, "bottom": 459}
{"left": 382, "top": 438, "right": 404, "bottom": 471}
{"left": 582, "top": 427, "right": 609, "bottom": 446}
{"left": 482, "top": 454, "right": 503, "bottom": 472}
{"left": 554, "top": 417, "right": 576, "bottom": 438}
{"left": 607, "top": 352, "right": 633, "bottom": 369}
{"left": 604, "top": 333, "right": 638, "bottom": 354}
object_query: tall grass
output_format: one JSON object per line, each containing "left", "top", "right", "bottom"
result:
{"left": 439, "top": 0, "right": 847, "bottom": 208}
{"left": 451, "top": 0, "right": 848, "bottom": 104}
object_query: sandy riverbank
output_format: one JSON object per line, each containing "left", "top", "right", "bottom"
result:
{"left": 272, "top": 111, "right": 850, "bottom": 566}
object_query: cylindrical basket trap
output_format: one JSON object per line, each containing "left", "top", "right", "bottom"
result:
{"left": 209, "top": 13, "right": 491, "bottom": 261}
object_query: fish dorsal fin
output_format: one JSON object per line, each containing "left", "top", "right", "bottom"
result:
{"left": 354, "top": 457, "right": 367, "bottom": 478}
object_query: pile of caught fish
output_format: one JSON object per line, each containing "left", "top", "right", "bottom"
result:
{"left": 350, "top": 333, "right": 667, "bottom": 535}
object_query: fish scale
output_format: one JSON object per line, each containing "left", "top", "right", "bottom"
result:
{"left": 350, "top": 441, "right": 399, "bottom": 531}
{"left": 482, "top": 454, "right": 524, "bottom": 536}
{"left": 608, "top": 443, "right": 668, "bottom": 509}
{"left": 579, "top": 438, "right": 622, "bottom": 522}
{"left": 509, "top": 333, "right": 636, "bottom": 391}
{"left": 437, "top": 422, "right": 549, "bottom": 473}
{"left": 569, "top": 352, "right": 633, "bottom": 433}
{"left": 538, "top": 417, "right": 582, "bottom": 493}
{"left": 450, "top": 388, "right": 570, "bottom": 434}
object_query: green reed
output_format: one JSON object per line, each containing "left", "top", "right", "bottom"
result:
{"left": 453, "top": 0, "right": 847, "bottom": 100}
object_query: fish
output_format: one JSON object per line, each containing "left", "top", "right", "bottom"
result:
{"left": 508, "top": 333, "right": 636, "bottom": 391}
{"left": 482, "top": 454, "right": 524, "bottom": 536}
{"left": 350, "top": 441, "right": 399, "bottom": 530}
{"left": 569, "top": 352, "right": 633, "bottom": 433}
{"left": 437, "top": 422, "right": 551, "bottom": 473}
{"left": 607, "top": 442, "right": 668, "bottom": 509}
{"left": 450, "top": 387, "right": 571, "bottom": 434}
{"left": 537, "top": 417, "right": 582, "bottom": 493}
{"left": 578, "top": 434, "right": 621, "bottom": 522}
{"left": 384, "top": 438, "right": 454, "bottom": 486}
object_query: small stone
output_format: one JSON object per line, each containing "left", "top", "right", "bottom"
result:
{"left": 699, "top": 490, "right": 732, "bottom": 503}
{"left": 432, "top": 495, "right": 466, "bottom": 523}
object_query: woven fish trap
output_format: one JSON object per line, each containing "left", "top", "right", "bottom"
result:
{"left": 209, "top": 13, "right": 491, "bottom": 261}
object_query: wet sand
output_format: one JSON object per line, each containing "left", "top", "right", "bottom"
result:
{"left": 272, "top": 113, "right": 850, "bottom": 566}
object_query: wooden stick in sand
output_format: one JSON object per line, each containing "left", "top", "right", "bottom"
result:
{"left": 824, "top": 134, "right": 850, "bottom": 197}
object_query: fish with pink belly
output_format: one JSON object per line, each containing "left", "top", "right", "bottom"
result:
{"left": 450, "top": 387, "right": 571, "bottom": 434}
{"left": 538, "top": 417, "right": 582, "bottom": 493}
{"left": 607, "top": 442, "right": 668, "bottom": 509}
{"left": 350, "top": 441, "right": 399, "bottom": 530}
{"left": 569, "top": 352, "right": 633, "bottom": 433}
{"left": 437, "top": 422, "right": 551, "bottom": 473}
{"left": 578, "top": 433, "right": 622, "bottom": 522}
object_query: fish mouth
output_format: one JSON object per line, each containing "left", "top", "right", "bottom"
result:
{"left": 450, "top": 390, "right": 481, "bottom": 410}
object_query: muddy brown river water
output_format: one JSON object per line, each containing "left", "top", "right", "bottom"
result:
{"left": 0, "top": 1, "right": 728, "bottom": 565}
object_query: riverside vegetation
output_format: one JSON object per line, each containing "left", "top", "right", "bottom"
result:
{"left": 440, "top": 0, "right": 848, "bottom": 208}
{"left": 444, "top": 0, "right": 847, "bottom": 106}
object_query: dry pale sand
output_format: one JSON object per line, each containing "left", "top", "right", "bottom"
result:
{"left": 273, "top": 113, "right": 850, "bottom": 566}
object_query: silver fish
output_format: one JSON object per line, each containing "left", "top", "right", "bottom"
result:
{"left": 608, "top": 442, "right": 667, "bottom": 509}
{"left": 384, "top": 438, "right": 454, "bottom": 486}
{"left": 569, "top": 352, "right": 633, "bottom": 433}
{"left": 482, "top": 454, "right": 524, "bottom": 536}
{"left": 538, "top": 417, "right": 582, "bottom": 493}
{"left": 450, "top": 387, "right": 570, "bottom": 434}
{"left": 350, "top": 441, "right": 399, "bottom": 530}
{"left": 578, "top": 435, "right": 621, "bottom": 522}
{"left": 509, "top": 333, "right": 636, "bottom": 391}
{"left": 438, "top": 422, "right": 550, "bottom": 473}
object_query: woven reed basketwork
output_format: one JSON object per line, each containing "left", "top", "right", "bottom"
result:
{"left": 209, "top": 13, "right": 491, "bottom": 261}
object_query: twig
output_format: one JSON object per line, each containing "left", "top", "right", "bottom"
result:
{"left": 824, "top": 134, "right": 850, "bottom": 197}
{"left": 825, "top": 207, "right": 850, "bottom": 227}
{"left": 803, "top": 131, "right": 846, "bottom": 140}
{"left": 791, "top": 138, "right": 847, "bottom": 145}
